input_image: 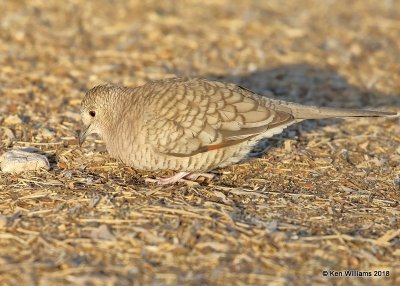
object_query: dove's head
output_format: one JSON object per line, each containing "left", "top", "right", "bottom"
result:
{"left": 79, "top": 84, "right": 125, "bottom": 146}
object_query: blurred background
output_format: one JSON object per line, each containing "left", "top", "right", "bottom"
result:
{"left": 1, "top": 1, "right": 399, "bottom": 285}
{"left": 2, "top": 0, "right": 400, "bottom": 106}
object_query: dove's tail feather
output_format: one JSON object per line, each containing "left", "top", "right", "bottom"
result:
{"left": 283, "top": 103, "right": 398, "bottom": 120}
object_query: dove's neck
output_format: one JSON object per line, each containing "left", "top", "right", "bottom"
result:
{"left": 100, "top": 88, "right": 143, "bottom": 156}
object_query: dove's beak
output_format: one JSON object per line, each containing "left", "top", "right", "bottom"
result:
{"left": 78, "top": 125, "right": 90, "bottom": 147}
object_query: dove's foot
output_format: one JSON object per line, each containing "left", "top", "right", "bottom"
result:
{"left": 145, "top": 172, "right": 216, "bottom": 185}
{"left": 184, "top": 172, "right": 216, "bottom": 181}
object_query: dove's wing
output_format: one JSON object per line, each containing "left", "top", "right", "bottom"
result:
{"left": 144, "top": 78, "right": 294, "bottom": 157}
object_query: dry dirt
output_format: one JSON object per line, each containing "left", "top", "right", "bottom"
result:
{"left": 0, "top": 0, "right": 399, "bottom": 285}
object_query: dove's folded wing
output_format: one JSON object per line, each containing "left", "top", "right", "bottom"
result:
{"left": 144, "top": 78, "right": 295, "bottom": 157}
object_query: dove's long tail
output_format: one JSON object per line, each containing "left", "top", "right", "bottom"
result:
{"left": 277, "top": 102, "right": 399, "bottom": 120}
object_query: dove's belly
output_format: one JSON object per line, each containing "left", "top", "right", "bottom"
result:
{"left": 106, "top": 124, "right": 293, "bottom": 172}
{"left": 110, "top": 140, "right": 253, "bottom": 172}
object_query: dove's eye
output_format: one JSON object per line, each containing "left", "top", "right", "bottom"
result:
{"left": 89, "top": 111, "right": 96, "bottom": 117}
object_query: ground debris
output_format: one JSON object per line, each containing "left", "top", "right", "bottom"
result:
{"left": 0, "top": 0, "right": 399, "bottom": 285}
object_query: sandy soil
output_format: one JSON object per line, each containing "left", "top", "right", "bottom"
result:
{"left": 0, "top": 0, "right": 399, "bottom": 285}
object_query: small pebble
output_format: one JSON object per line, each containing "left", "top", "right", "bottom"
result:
{"left": 0, "top": 127, "right": 16, "bottom": 147}
{"left": 41, "top": 128, "right": 56, "bottom": 139}
{"left": 0, "top": 215, "right": 7, "bottom": 228}
{"left": 4, "top": 115, "right": 22, "bottom": 125}
{"left": 63, "top": 170, "right": 73, "bottom": 178}
{"left": 0, "top": 149, "right": 50, "bottom": 173}
{"left": 91, "top": 224, "right": 115, "bottom": 240}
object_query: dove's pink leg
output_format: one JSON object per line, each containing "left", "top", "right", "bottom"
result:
{"left": 184, "top": 173, "right": 216, "bottom": 181}
{"left": 145, "top": 172, "right": 216, "bottom": 185}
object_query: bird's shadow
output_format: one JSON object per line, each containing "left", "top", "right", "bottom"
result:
{"left": 191, "top": 63, "right": 399, "bottom": 159}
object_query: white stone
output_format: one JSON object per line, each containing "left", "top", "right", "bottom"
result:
{"left": 0, "top": 149, "right": 50, "bottom": 173}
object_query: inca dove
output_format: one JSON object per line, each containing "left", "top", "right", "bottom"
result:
{"left": 79, "top": 77, "right": 397, "bottom": 184}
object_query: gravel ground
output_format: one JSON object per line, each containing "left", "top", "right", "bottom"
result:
{"left": 0, "top": 0, "right": 399, "bottom": 285}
